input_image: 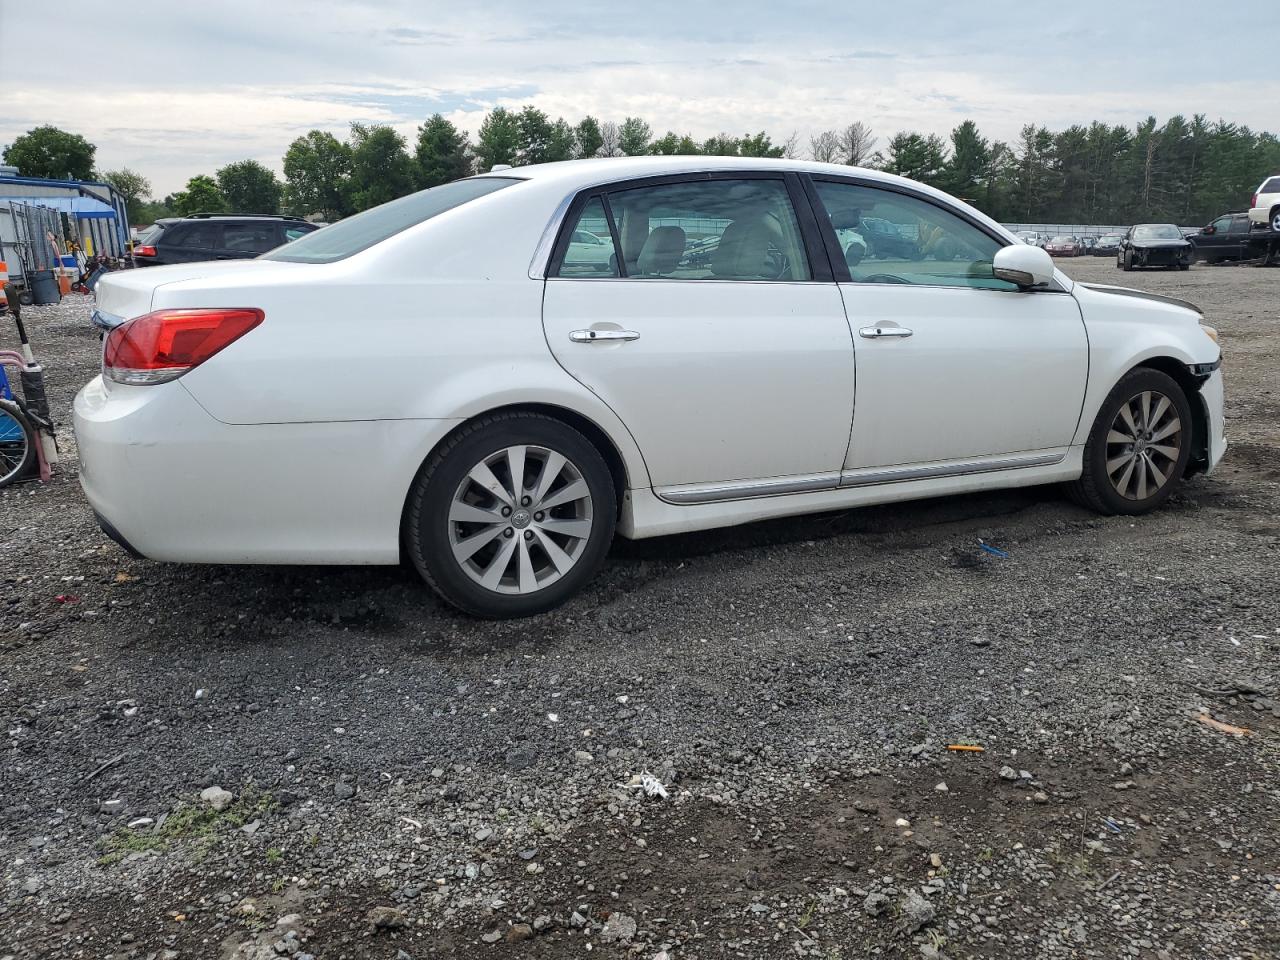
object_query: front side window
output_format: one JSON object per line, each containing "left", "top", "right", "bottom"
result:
{"left": 812, "top": 180, "right": 1015, "bottom": 290}
{"left": 564, "top": 178, "right": 810, "bottom": 281}
{"left": 1210, "top": 217, "right": 1231, "bottom": 234}
{"left": 263, "top": 177, "right": 520, "bottom": 264}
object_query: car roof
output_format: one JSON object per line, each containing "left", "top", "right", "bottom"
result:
{"left": 475, "top": 155, "right": 932, "bottom": 193}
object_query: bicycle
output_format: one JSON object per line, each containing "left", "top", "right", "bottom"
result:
{"left": 1, "top": 284, "right": 58, "bottom": 489}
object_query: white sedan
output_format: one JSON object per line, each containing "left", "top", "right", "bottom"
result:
{"left": 76, "top": 157, "right": 1225, "bottom": 618}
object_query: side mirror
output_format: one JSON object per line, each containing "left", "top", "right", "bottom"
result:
{"left": 1203, "top": 226, "right": 1215, "bottom": 235}
{"left": 993, "top": 244, "right": 1054, "bottom": 290}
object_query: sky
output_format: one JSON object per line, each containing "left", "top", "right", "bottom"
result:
{"left": 2, "top": 0, "right": 1278, "bottom": 197}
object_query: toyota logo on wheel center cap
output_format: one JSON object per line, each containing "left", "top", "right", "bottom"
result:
{"left": 511, "top": 509, "right": 532, "bottom": 528}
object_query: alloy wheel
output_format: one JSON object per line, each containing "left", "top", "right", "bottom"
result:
{"left": 1272, "top": 210, "right": 1280, "bottom": 232}
{"left": 1105, "top": 390, "right": 1182, "bottom": 500}
{"left": 447, "top": 444, "right": 594, "bottom": 594}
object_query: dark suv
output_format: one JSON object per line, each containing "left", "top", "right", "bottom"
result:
{"left": 133, "top": 214, "right": 318, "bottom": 266}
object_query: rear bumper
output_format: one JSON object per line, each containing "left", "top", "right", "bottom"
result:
{"left": 73, "top": 375, "right": 460, "bottom": 564}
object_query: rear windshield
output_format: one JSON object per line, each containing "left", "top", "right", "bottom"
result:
{"left": 135, "top": 223, "right": 165, "bottom": 244}
{"left": 1262, "top": 177, "right": 1280, "bottom": 194}
{"left": 263, "top": 177, "right": 520, "bottom": 263}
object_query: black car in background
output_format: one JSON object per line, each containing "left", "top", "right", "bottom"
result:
{"left": 1094, "top": 234, "right": 1123, "bottom": 256}
{"left": 133, "top": 214, "right": 318, "bottom": 266}
{"left": 1190, "top": 212, "right": 1254, "bottom": 263}
{"left": 1116, "top": 223, "right": 1193, "bottom": 271}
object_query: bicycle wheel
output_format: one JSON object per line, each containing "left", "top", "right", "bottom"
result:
{"left": 0, "top": 400, "right": 36, "bottom": 489}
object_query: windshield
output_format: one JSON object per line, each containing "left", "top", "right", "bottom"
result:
{"left": 1049, "top": 236, "right": 1073, "bottom": 244}
{"left": 1100, "top": 235, "right": 1122, "bottom": 243}
{"left": 263, "top": 177, "right": 520, "bottom": 263}
{"left": 1133, "top": 224, "right": 1182, "bottom": 240}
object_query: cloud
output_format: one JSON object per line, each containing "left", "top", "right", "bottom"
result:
{"left": 1, "top": 1, "right": 1276, "bottom": 195}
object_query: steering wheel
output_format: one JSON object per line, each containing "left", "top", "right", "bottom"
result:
{"left": 859, "top": 273, "right": 911, "bottom": 285}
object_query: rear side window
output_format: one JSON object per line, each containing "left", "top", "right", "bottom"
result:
{"left": 283, "top": 225, "right": 313, "bottom": 242}
{"left": 222, "top": 222, "right": 279, "bottom": 252}
{"left": 554, "top": 178, "right": 810, "bottom": 281}
{"left": 164, "top": 223, "right": 218, "bottom": 250}
{"left": 263, "top": 177, "right": 520, "bottom": 263}
{"left": 559, "top": 198, "right": 618, "bottom": 277}
{"left": 1261, "top": 177, "right": 1280, "bottom": 194}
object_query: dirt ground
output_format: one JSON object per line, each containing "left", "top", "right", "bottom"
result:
{"left": 1, "top": 256, "right": 1278, "bottom": 960}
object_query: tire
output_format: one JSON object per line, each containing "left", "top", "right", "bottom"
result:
{"left": 405, "top": 412, "right": 617, "bottom": 618}
{"left": 1271, "top": 207, "right": 1280, "bottom": 233}
{"left": 1122, "top": 250, "right": 1133, "bottom": 271}
{"left": 1066, "top": 368, "right": 1194, "bottom": 516}
{"left": 1178, "top": 262, "right": 1190, "bottom": 271}
{"left": 0, "top": 399, "right": 36, "bottom": 489}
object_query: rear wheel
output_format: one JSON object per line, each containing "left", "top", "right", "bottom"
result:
{"left": 406, "top": 413, "right": 617, "bottom": 618}
{"left": 0, "top": 400, "right": 36, "bottom": 489}
{"left": 1067, "top": 368, "right": 1193, "bottom": 515}
{"left": 1271, "top": 207, "right": 1280, "bottom": 233}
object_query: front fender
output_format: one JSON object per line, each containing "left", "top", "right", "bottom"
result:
{"left": 1071, "top": 283, "right": 1220, "bottom": 445}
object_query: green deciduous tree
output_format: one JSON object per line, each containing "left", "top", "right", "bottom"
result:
{"left": 737, "top": 132, "right": 785, "bottom": 158}
{"left": 3, "top": 126, "right": 96, "bottom": 180}
{"left": 415, "top": 114, "right": 471, "bottom": 188}
{"left": 282, "top": 130, "right": 353, "bottom": 221}
{"left": 169, "top": 175, "right": 225, "bottom": 216}
{"left": 348, "top": 123, "right": 416, "bottom": 212}
{"left": 650, "top": 131, "right": 700, "bottom": 155}
{"left": 102, "top": 167, "right": 151, "bottom": 219}
{"left": 216, "top": 159, "right": 282, "bottom": 214}
{"left": 701, "top": 134, "right": 740, "bottom": 157}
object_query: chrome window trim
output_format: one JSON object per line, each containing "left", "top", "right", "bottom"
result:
{"left": 656, "top": 472, "right": 841, "bottom": 504}
{"left": 839, "top": 450, "right": 1067, "bottom": 488}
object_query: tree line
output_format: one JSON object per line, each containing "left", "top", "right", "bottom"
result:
{"left": 5, "top": 110, "right": 1279, "bottom": 228}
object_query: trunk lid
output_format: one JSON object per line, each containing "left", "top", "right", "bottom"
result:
{"left": 92, "top": 261, "right": 295, "bottom": 331}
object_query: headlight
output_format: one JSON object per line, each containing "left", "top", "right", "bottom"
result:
{"left": 1200, "top": 323, "right": 1219, "bottom": 344}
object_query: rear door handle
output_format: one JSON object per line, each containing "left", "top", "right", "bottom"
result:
{"left": 569, "top": 329, "right": 640, "bottom": 343}
{"left": 858, "top": 325, "right": 913, "bottom": 339}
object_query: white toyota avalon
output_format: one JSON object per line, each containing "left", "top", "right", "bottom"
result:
{"left": 76, "top": 157, "right": 1225, "bottom": 618}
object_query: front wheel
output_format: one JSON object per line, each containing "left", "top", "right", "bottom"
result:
{"left": 405, "top": 413, "right": 617, "bottom": 618}
{"left": 1066, "top": 368, "right": 1193, "bottom": 515}
{"left": 1271, "top": 207, "right": 1280, "bottom": 233}
{"left": 1121, "top": 250, "right": 1134, "bottom": 271}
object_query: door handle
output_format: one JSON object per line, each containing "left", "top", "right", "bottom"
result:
{"left": 569, "top": 328, "right": 640, "bottom": 343}
{"left": 858, "top": 325, "right": 913, "bottom": 339}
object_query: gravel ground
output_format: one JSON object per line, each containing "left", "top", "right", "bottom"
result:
{"left": 2, "top": 257, "right": 1278, "bottom": 960}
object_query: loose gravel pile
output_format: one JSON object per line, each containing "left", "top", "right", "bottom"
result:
{"left": 1, "top": 258, "right": 1278, "bottom": 960}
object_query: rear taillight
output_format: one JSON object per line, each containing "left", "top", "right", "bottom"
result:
{"left": 134, "top": 245, "right": 156, "bottom": 257}
{"left": 1251, "top": 194, "right": 1258, "bottom": 209}
{"left": 104, "top": 308, "right": 263, "bottom": 385}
